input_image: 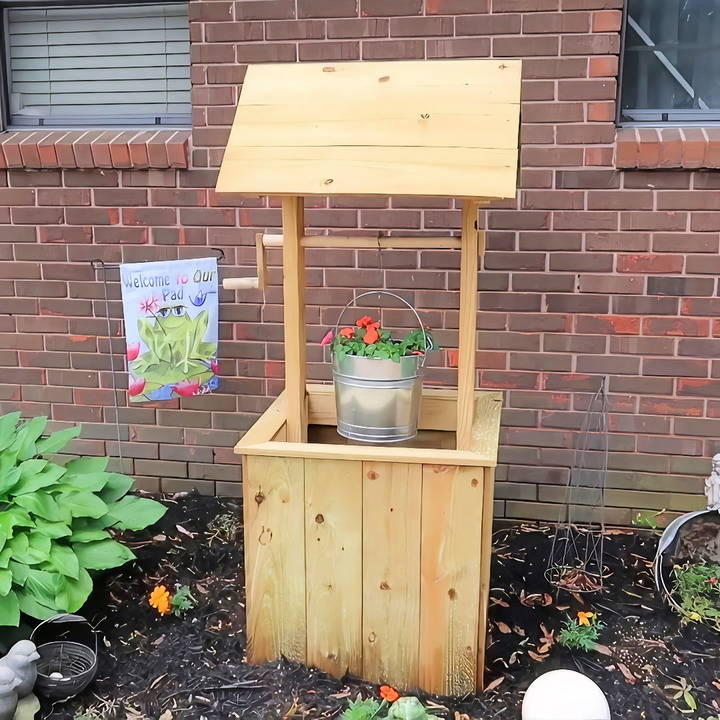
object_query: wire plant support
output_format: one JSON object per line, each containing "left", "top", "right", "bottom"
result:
{"left": 547, "top": 377, "right": 609, "bottom": 594}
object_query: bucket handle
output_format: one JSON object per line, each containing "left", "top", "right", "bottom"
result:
{"left": 30, "top": 613, "right": 98, "bottom": 656}
{"left": 334, "top": 290, "right": 429, "bottom": 365}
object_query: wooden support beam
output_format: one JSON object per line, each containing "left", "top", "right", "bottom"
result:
{"left": 281, "top": 196, "right": 308, "bottom": 443}
{"left": 456, "top": 200, "right": 481, "bottom": 451}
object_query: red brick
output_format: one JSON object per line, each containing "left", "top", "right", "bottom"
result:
{"left": 591, "top": 9, "right": 621, "bottom": 30}
{"left": 617, "top": 254, "right": 683, "bottom": 274}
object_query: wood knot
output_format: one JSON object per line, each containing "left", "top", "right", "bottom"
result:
{"left": 420, "top": 113, "right": 430, "bottom": 119}
{"left": 315, "top": 513, "right": 325, "bottom": 524}
{"left": 255, "top": 491, "right": 265, "bottom": 505}
{"left": 367, "top": 470, "right": 378, "bottom": 480}
{"left": 322, "top": 66, "right": 336, "bottom": 72}
{"left": 368, "top": 632, "right": 377, "bottom": 643}
{"left": 378, "top": 75, "right": 390, "bottom": 82}
{"left": 448, "top": 588, "right": 457, "bottom": 600}
{"left": 380, "top": 581, "right": 390, "bottom": 591}
{"left": 323, "top": 178, "right": 334, "bottom": 185}
{"left": 471, "top": 477, "right": 479, "bottom": 487}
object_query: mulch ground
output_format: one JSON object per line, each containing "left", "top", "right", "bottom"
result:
{"left": 40, "top": 494, "right": 720, "bottom": 720}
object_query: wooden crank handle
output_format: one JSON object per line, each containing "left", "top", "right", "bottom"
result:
{"left": 223, "top": 277, "right": 259, "bottom": 290}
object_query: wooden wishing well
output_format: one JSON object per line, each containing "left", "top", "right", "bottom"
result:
{"left": 216, "top": 59, "right": 521, "bottom": 695}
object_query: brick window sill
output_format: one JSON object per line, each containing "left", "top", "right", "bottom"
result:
{"left": 616, "top": 127, "right": 720, "bottom": 169}
{"left": 0, "top": 129, "right": 190, "bottom": 170}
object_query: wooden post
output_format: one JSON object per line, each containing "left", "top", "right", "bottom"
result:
{"left": 281, "top": 196, "right": 307, "bottom": 443}
{"left": 456, "top": 200, "right": 481, "bottom": 450}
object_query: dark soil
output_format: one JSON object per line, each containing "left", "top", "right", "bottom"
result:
{"left": 40, "top": 494, "right": 720, "bottom": 720}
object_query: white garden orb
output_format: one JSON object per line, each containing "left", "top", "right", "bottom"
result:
{"left": 522, "top": 669, "right": 611, "bottom": 720}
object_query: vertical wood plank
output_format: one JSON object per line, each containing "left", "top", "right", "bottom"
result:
{"left": 419, "top": 463, "right": 484, "bottom": 695}
{"left": 456, "top": 200, "right": 481, "bottom": 451}
{"left": 281, "top": 196, "right": 307, "bottom": 443}
{"left": 476, "top": 465, "right": 495, "bottom": 690}
{"left": 244, "top": 455, "right": 306, "bottom": 664}
{"left": 305, "top": 458, "right": 363, "bottom": 677}
{"left": 362, "top": 462, "right": 421, "bottom": 690}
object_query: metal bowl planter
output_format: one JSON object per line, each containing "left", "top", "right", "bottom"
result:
{"left": 30, "top": 614, "right": 98, "bottom": 700}
{"left": 654, "top": 509, "right": 720, "bottom": 616}
{"left": 331, "top": 291, "right": 429, "bottom": 444}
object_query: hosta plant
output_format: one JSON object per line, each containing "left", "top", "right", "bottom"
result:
{"left": 0, "top": 412, "right": 166, "bottom": 627}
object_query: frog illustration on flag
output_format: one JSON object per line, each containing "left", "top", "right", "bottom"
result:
{"left": 120, "top": 257, "right": 219, "bottom": 402}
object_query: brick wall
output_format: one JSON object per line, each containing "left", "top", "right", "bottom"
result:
{"left": 1, "top": 0, "right": 718, "bottom": 525}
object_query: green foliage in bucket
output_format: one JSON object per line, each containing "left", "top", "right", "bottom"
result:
{"left": 0, "top": 412, "right": 166, "bottom": 627}
{"left": 671, "top": 560, "right": 720, "bottom": 630}
{"left": 324, "top": 314, "right": 435, "bottom": 362}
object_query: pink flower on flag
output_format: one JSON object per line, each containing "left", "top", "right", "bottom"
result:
{"left": 126, "top": 342, "right": 140, "bottom": 362}
{"left": 128, "top": 377, "right": 146, "bottom": 397}
{"left": 320, "top": 330, "right": 334, "bottom": 346}
{"left": 139, "top": 296, "right": 159, "bottom": 314}
{"left": 173, "top": 379, "right": 201, "bottom": 397}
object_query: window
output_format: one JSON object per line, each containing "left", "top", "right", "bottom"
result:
{"left": 618, "top": 0, "right": 720, "bottom": 125}
{"left": 4, "top": 1, "right": 191, "bottom": 128}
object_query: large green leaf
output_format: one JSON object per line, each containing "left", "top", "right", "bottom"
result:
{"left": 33, "top": 520, "right": 71, "bottom": 539}
{"left": 9, "top": 532, "right": 50, "bottom": 565}
{"left": 48, "top": 543, "right": 79, "bottom": 580}
{"left": 99, "top": 472, "right": 134, "bottom": 503}
{"left": 0, "top": 590, "right": 20, "bottom": 627}
{"left": 0, "top": 549, "right": 11, "bottom": 569}
{"left": 55, "top": 567, "right": 92, "bottom": 613}
{"left": 9, "top": 560, "right": 28, "bottom": 586}
{"left": 73, "top": 539, "right": 135, "bottom": 570}
{"left": 15, "top": 491, "right": 62, "bottom": 521}
{"left": 0, "top": 412, "right": 21, "bottom": 452}
{"left": 0, "top": 508, "right": 33, "bottom": 546}
{"left": 0, "top": 568, "right": 11, "bottom": 596}
{"left": 104, "top": 496, "right": 166, "bottom": 531}
{"left": 35, "top": 425, "right": 82, "bottom": 456}
{"left": 24, "top": 568, "right": 60, "bottom": 603}
{"left": 12, "top": 417, "right": 48, "bottom": 461}
{"left": 64, "top": 456, "right": 109, "bottom": 475}
{"left": 69, "top": 528, "right": 110, "bottom": 543}
{"left": 12, "top": 460, "right": 65, "bottom": 495}
{"left": 62, "top": 471, "right": 110, "bottom": 493}
{"left": 63, "top": 491, "right": 108, "bottom": 519}
{"left": 15, "top": 587, "right": 57, "bottom": 621}
{"left": 0, "top": 467, "right": 21, "bottom": 497}
{"left": 17, "top": 458, "right": 47, "bottom": 479}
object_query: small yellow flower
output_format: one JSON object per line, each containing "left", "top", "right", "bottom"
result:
{"left": 577, "top": 611, "right": 594, "bottom": 626}
{"left": 149, "top": 585, "right": 171, "bottom": 616}
{"left": 688, "top": 611, "right": 702, "bottom": 622}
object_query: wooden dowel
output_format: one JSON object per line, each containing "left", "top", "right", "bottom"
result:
{"left": 223, "top": 277, "right": 259, "bottom": 290}
{"left": 262, "top": 233, "right": 464, "bottom": 250}
{"left": 456, "top": 200, "right": 480, "bottom": 451}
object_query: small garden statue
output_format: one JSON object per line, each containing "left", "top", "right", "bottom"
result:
{"left": 0, "top": 642, "right": 39, "bottom": 699}
{"left": 706, "top": 453, "right": 720, "bottom": 511}
{"left": 0, "top": 667, "right": 20, "bottom": 720}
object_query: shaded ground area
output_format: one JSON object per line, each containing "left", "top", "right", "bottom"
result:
{"left": 43, "top": 494, "right": 719, "bottom": 720}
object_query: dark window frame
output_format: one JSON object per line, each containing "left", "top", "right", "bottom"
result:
{"left": 0, "top": 0, "right": 191, "bottom": 131}
{"left": 617, "top": 0, "right": 720, "bottom": 127}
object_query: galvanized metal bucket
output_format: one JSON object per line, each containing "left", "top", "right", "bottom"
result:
{"left": 331, "top": 291, "right": 428, "bottom": 444}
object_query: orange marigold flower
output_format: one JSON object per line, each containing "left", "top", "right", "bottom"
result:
{"left": 709, "top": 577, "right": 718, "bottom": 585}
{"left": 149, "top": 585, "right": 171, "bottom": 616}
{"left": 577, "top": 611, "right": 594, "bottom": 626}
{"left": 379, "top": 685, "right": 400, "bottom": 703}
{"left": 356, "top": 315, "right": 375, "bottom": 328}
{"left": 339, "top": 327, "right": 355, "bottom": 339}
{"left": 363, "top": 322, "right": 380, "bottom": 345}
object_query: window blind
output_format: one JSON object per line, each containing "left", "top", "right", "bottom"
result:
{"left": 6, "top": 2, "right": 191, "bottom": 127}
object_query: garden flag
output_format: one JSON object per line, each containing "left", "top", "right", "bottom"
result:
{"left": 120, "top": 257, "right": 219, "bottom": 402}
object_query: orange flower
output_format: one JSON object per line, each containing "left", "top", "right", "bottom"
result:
{"left": 339, "top": 327, "right": 355, "bottom": 339}
{"left": 379, "top": 685, "right": 400, "bottom": 703}
{"left": 149, "top": 585, "right": 171, "bottom": 616}
{"left": 356, "top": 315, "right": 375, "bottom": 328}
{"left": 577, "top": 611, "right": 594, "bottom": 626}
{"left": 363, "top": 322, "right": 380, "bottom": 345}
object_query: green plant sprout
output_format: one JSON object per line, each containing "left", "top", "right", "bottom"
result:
{"left": 664, "top": 676, "right": 698, "bottom": 714}
{"left": 671, "top": 561, "right": 720, "bottom": 630}
{"left": 557, "top": 611, "right": 605, "bottom": 651}
{"left": 0, "top": 412, "right": 166, "bottom": 627}
{"left": 632, "top": 508, "right": 666, "bottom": 533}
{"left": 170, "top": 584, "right": 196, "bottom": 617}
{"left": 207, "top": 512, "right": 242, "bottom": 543}
{"left": 341, "top": 696, "right": 387, "bottom": 720}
